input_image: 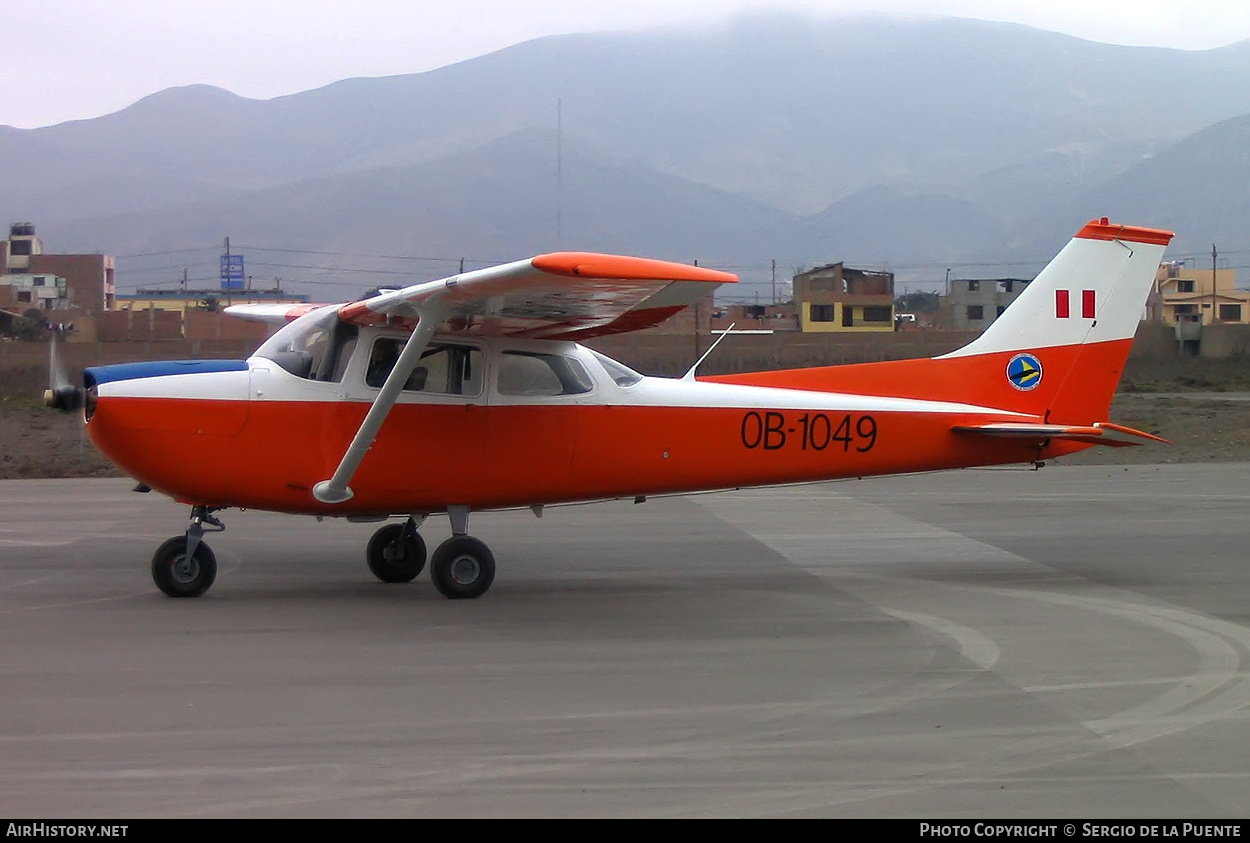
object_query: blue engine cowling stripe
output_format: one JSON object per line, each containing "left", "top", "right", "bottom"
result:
{"left": 85, "top": 359, "right": 249, "bottom": 386}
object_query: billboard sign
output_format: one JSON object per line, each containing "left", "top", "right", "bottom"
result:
{"left": 220, "top": 254, "right": 245, "bottom": 291}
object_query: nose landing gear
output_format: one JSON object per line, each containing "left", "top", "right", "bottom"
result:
{"left": 151, "top": 506, "right": 223, "bottom": 598}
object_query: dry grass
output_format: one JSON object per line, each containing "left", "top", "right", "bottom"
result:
{"left": 0, "top": 403, "right": 120, "bottom": 478}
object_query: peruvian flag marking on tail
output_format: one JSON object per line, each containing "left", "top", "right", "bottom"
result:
{"left": 1055, "top": 289, "right": 1095, "bottom": 319}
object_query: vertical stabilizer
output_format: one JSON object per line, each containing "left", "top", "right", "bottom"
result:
{"left": 938, "top": 218, "right": 1172, "bottom": 422}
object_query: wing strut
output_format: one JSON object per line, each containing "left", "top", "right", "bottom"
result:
{"left": 312, "top": 302, "right": 448, "bottom": 504}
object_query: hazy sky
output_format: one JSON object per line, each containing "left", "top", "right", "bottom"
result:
{"left": 7, "top": 0, "right": 1250, "bottom": 129}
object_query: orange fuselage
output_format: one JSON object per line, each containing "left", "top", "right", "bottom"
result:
{"left": 87, "top": 383, "right": 1054, "bottom": 516}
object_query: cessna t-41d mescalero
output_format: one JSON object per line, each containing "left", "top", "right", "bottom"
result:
{"left": 47, "top": 218, "right": 1172, "bottom": 600}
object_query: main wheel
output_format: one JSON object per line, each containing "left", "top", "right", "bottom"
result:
{"left": 430, "top": 536, "right": 496, "bottom": 599}
{"left": 366, "top": 522, "right": 427, "bottom": 583}
{"left": 151, "top": 536, "right": 217, "bottom": 598}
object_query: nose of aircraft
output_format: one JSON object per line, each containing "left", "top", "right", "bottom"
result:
{"left": 80, "top": 359, "right": 253, "bottom": 492}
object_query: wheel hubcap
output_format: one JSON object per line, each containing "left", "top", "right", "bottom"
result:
{"left": 449, "top": 555, "right": 480, "bottom": 585}
{"left": 172, "top": 554, "right": 199, "bottom": 584}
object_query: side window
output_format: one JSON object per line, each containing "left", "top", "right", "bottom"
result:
{"left": 590, "top": 350, "right": 643, "bottom": 387}
{"left": 366, "top": 338, "right": 402, "bottom": 388}
{"left": 365, "top": 338, "right": 481, "bottom": 395}
{"left": 497, "top": 351, "right": 594, "bottom": 396}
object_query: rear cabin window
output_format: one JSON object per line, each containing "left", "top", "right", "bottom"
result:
{"left": 590, "top": 350, "right": 643, "bottom": 387}
{"left": 497, "top": 351, "right": 594, "bottom": 396}
{"left": 365, "top": 338, "right": 482, "bottom": 396}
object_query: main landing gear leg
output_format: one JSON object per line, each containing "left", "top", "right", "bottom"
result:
{"left": 429, "top": 505, "right": 496, "bottom": 600}
{"left": 366, "top": 516, "right": 427, "bottom": 583}
{"left": 151, "top": 505, "right": 223, "bottom": 598}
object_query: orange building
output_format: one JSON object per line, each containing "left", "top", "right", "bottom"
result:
{"left": 1152, "top": 261, "right": 1250, "bottom": 326}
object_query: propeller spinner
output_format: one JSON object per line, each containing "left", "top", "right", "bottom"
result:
{"left": 42, "top": 333, "right": 84, "bottom": 412}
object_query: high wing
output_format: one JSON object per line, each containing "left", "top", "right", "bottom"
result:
{"left": 227, "top": 252, "right": 736, "bottom": 339}
{"left": 339, "top": 251, "right": 735, "bottom": 339}
{"left": 241, "top": 252, "right": 735, "bottom": 505}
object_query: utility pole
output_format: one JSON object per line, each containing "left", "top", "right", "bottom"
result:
{"left": 771, "top": 259, "right": 776, "bottom": 305}
{"left": 556, "top": 97, "right": 563, "bottom": 248}
{"left": 1212, "top": 243, "right": 1218, "bottom": 323}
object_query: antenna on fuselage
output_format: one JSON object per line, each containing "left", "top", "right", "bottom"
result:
{"left": 681, "top": 323, "right": 735, "bottom": 381}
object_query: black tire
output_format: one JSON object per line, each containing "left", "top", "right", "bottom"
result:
{"left": 430, "top": 536, "right": 496, "bottom": 599}
{"left": 151, "top": 536, "right": 217, "bottom": 598}
{"left": 366, "top": 522, "right": 427, "bottom": 583}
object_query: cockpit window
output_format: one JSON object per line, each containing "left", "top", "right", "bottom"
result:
{"left": 255, "top": 307, "right": 357, "bottom": 382}
{"left": 590, "top": 349, "right": 644, "bottom": 387}
{"left": 497, "top": 351, "right": 594, "bottom": 396}
{"left": 365, "top": 338, "right": 483, "bottom": 396}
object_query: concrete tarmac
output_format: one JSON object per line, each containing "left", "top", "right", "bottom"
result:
{"left": 1, "top": 464, "right": 1248, "bottom": 818}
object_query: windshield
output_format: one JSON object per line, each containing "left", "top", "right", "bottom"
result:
{"left": 254, "top": 306, "right": 350, "bottom": 380}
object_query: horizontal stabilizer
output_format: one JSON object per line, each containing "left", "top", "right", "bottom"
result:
{"left": 952, "top": 421, "right": 1167, "bottom": 448}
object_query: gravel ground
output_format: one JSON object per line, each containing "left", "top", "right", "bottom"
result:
{"left": 1051, "top": 392, "right": 1250, "bottom": 465}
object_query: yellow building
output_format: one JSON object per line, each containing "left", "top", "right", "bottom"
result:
{"left": 115, "top": 288, "right": 307, "bottom": 314}
{"left": 792, "top": 263, "right": 894, "bottom": 332}
{"left": 1153, "top": 262, "right": 1250, "bottom": 325}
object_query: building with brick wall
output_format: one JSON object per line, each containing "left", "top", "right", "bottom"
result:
{"left": 791, "top": 263, "right": 894, "bottom": 332}
{"left": 0, "top": 223, "right": 115, "bottom": 315}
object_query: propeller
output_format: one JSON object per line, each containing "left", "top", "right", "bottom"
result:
{"left": 43, "top": 331, "right": 84, "bottom": 412}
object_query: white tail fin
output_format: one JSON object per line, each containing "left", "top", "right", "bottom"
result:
{"left": 941, "top": 218, "right": 1172, "bottom": 360}
{"left": 937, "top": 218, "right": 1173, "bottom": 423}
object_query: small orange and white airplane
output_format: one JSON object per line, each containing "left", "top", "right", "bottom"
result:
{"left": 48, "top": 218, "right": 1172, "bottom": 600}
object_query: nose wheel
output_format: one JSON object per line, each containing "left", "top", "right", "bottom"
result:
{"left": 151, "top": 536, "right": 218, "bottom": 598}
{"left": 151, "top": 506, "right": 224, "bottom": 598}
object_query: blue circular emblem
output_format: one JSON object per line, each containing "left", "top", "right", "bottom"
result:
{"left": 1006, "top": 353, "right": 1043, "bottom": 391}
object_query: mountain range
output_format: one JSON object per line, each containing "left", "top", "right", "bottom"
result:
{"left": 3, "top": 12, "right": 1249, "bottom": 301}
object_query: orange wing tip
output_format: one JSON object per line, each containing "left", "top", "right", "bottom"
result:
{"left": 1076, "top": 218, "right": 1174, "bottom": 246}
{"left": 532, "top": 252, "right": 737, "bottom": 284}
